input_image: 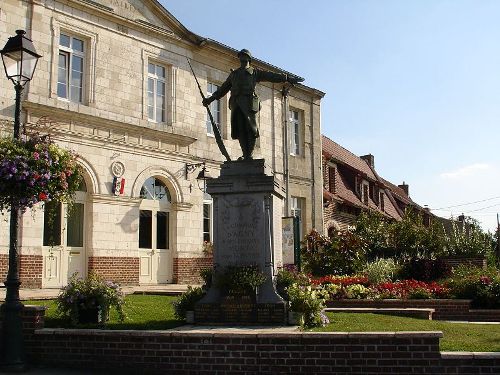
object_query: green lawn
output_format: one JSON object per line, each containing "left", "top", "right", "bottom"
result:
{"left": 25, "top": 294, "right": 183, "bottom": 330}
{"left": 312, "top": 312, "right": 500, "bottom": 352}
{"left": 25, "top": 296, "right": 500, "bottom": 352}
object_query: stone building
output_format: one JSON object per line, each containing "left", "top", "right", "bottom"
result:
{"left": 0, "top": 0, "right": 324, "bottom": 287}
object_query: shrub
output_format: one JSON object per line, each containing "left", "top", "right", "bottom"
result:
{"left": 363, "top": 258, "right": 399, "bottom": 284}
{"left": 301, "top": 229, "right": 365, "bottom": 276}
{"left": 56, "top": 272, "right": 125, "bottom": 325}
{"left": 446, "top": 265, "right": 500, "bottom": 307}
{"left": 276, "top": 266, "right": 309, "bottom": 300}
{"left": 215, "top": 265, "right": 266, "bottom": 296}
{"left": 400, "top": 257, "right": 451, "bottom": 281}
{"left": 172, "top": 286, "right": 205, "bottom": 320}
{"left": 345, "top": 284, "right": 371, "bottom": 299}
{"left": 199, "top": 268, "right": 213, "bottom": 289}
{"left": 444, "top": 218, "right": 494, "bottom": 257}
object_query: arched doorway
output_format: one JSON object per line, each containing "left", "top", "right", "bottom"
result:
{"left": 138, "top": 176, "right": 173, "bottom": 284}
{"left": 42, "top": 180, "right": 88, "bottom": 287}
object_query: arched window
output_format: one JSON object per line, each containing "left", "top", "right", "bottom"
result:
{"left": 140, "top": 177, "right": 171, "bottom": 202}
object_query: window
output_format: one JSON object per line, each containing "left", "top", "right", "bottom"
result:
{"left": 380, "top": 192, "right": 385, "bottom": 212}
{"left": 139, "top": 177, "right": 171, "bottom": 250}
{"left": 203, "top": 201, "right": 212, "bottom": 242}
{"left": 43, "top": 202, "right": 62, "bottom": 246}
{"left": 363, "top": 184, "right": 369, "bottom": 206}
{"left": 328, "top": 166, "right": 336, "bottom": 193}
{"left": 140, "top": 177, "right": 171, "bottom": 202}
{"left": 57, "top": 33, "right": 85, "bottom": 102}
{"left": 290, "top": 196, "right": 303, "bottom": 219}
{"left": 290, "top": 196, "right": 304, "bottom": 237}
{"left": 206, "top": 82, "right": 221, "bottom": 136}
{"left": 147, "top": 63, "right": 167, "bottom": 122}
{"left": 290, "top": 110, "right": 301, "bottom": 156}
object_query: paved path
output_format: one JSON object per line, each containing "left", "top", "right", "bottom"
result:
{"left": 0, "top": 284, "right": 193, "bottom": 301}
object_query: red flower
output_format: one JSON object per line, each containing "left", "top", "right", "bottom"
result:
{"left": 38, "top": 192, "right": 48, "bottom": 201}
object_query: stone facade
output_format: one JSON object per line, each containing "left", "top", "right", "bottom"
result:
{"left": 0, "top": 0, "right": 324, "bottom": 287}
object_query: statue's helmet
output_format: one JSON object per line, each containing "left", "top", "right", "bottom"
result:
{"left": 237, "top": 49, "right": 252, "bottom": 61}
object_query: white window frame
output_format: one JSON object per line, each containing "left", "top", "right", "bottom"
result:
{"left": 50, "top": 21, "right": 97, "bottom": 105}
{"left": 147, "top": 62, "right": 167, "bottom": 123}
{"left": 142, "top": 51, "right": 177, "bottom": 126}
{"left": 289, "top": 109, "right": 301, "bottom": 156}
{"left": 57, "top": 33, "right": 86, "bottom": 103}
{"left": 206, "top": 82, "right": 221, "bottom": 137}
{"left": 203, "top": 195, "right": 213, "bottom": 243}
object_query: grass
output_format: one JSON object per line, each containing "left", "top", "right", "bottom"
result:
{"left": 312, "top": 312, "right": 500, "bottom": 352}
{"left": 25, "top": 294, "right": 183, "bottom": 330}
{"left": 24, "top": 296, "right": 500, "bottom": 352}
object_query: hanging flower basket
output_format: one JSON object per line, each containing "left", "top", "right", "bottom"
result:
{"left": 0, "top": 135, "right": 83, "bottom": 211}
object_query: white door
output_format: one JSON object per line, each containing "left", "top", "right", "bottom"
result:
{"left": 42, "top": 188, "right": 87, "bottom": 287}
{"left": 138, "top": 177, "right": 173, "bottom": 284}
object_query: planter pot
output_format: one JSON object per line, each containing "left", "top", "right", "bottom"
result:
{"left": 185, "top": 311, "right": 195, "bottom": 324}
{"left": 288, "top": 311, "right": 303, "bottom": 326}
{"left": 78, "top": 306, "right": 108, "bottom": 324}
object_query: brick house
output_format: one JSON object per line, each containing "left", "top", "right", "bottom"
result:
{"left": 0, "top": 0, "right": 324, "bottom": 287}
{"left": 322, "top": 135, "right": 431, "bottom": 234}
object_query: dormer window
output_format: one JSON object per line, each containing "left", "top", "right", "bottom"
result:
{"left": 380, "top": 192, "right": 385, "bottom": 212}
{"left": 363, "top": 183, "right": 369, "bottom": 205}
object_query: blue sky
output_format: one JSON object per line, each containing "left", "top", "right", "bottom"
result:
{"left": 161, "top": 0, "right": 500, "bottom": 232}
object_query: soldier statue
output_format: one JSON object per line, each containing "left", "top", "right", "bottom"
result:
{"left": 203, "top": 49, "right": 303, "bottom": 160}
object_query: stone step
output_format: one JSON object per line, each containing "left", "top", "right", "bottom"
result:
{"left": 324, "top": 307, "right": 435, "bottom": 320}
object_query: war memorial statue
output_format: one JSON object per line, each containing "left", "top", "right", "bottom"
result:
{"left": 202, "top": 49, "right": 303, "bottom": 160}
{"left": 194, "top": 49, "right": 304, "bottom": 324}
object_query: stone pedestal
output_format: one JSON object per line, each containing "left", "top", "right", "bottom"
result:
{"left": 195, "top": 159, "right": 286, "bottom": 324}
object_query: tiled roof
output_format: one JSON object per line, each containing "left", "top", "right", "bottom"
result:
{"left": 322, "top": 135, "right": 377, "bottom": 180}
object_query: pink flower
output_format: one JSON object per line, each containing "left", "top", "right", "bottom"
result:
{"left": 33, "top": 152, "right": 40, "bottom": 160}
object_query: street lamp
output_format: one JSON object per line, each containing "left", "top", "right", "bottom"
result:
{"left": 185, "top": 162, "right": 211, "bottom": 192}
{"left": 1, "top": 29, "right": 41, "bottom": 371}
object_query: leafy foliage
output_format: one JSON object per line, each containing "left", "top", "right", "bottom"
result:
{"left": 446, "top": 265, "right": 500, "bottom": 308}
{"left": 400, "top": 257, "right": 451, "bottom": 282}
{"left": 301, "top": 229, "right": 365, "bottom": 276}
{"left": 444, "top": 217, "right": 494, "bottom": 257}
{"left": 215, "top": 265, "right": 266, "bottom": 296}
{"left": 172, "top": 286, "right": 205, "bottom": 320}
{"left": 286, "top": 283, "right": 329, "bottom": 328}
{"left": 362, "top": 258, "right": 399, "bottom": 284}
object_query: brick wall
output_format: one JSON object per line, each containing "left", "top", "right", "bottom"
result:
{"left": 19, "top": 255, "right": 43, "bottom": 288}
{"left": 2, "top": 306, "right": 500, "bottom": 374}
{"left": 327, "top": 299, "right": 500, "bottom": 322}
{"left": 173, "top": 257, "right": 213, "bottom": 284}
{"left": 87, "top": 256, "right": 139, "bottom": 285}
{"left": 441, "top": 257, "right": 487, "bottom": 269}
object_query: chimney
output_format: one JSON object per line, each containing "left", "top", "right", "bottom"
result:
{"left": 360, "top": 154, "right": 375, "bottom": 168}
{"left": 398, "top": 182, "right": 409, "bottom": 196}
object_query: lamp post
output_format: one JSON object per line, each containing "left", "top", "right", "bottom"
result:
{"left": 1, "top": 29, "right": 41, "bottom": 371}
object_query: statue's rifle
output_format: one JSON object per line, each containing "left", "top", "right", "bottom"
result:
{"left": 187, "top": 58, "right": 231, "bottom": 162}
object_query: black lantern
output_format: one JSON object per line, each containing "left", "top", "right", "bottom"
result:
{"left": 1, "top": 30, "right": 41, "bottom": 86}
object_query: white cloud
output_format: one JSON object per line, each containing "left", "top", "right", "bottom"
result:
{"left": 440, "top": 163, "right": 491, "bottom": 179}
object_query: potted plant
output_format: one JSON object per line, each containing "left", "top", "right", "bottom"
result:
{"left": 0, "top": 134, "right": 83, "bottom": 212}
{"left": 172, "top": 286, "right": 206, "bottom": 323}
{"left": 56, "top": 272, "right": 125, "bottom": 325}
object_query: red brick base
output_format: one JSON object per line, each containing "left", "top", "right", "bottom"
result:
{"left": 88, "top": 256, "right": 139, "bottom": 285}
{"left": 0, "top": 254, "right": 42, "bottom": 288}
{"left": 19, "top": 255, "right": 43, "bottom": 288}
{"left": 173, "top": 257, "right": 213, "bottom": 284}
